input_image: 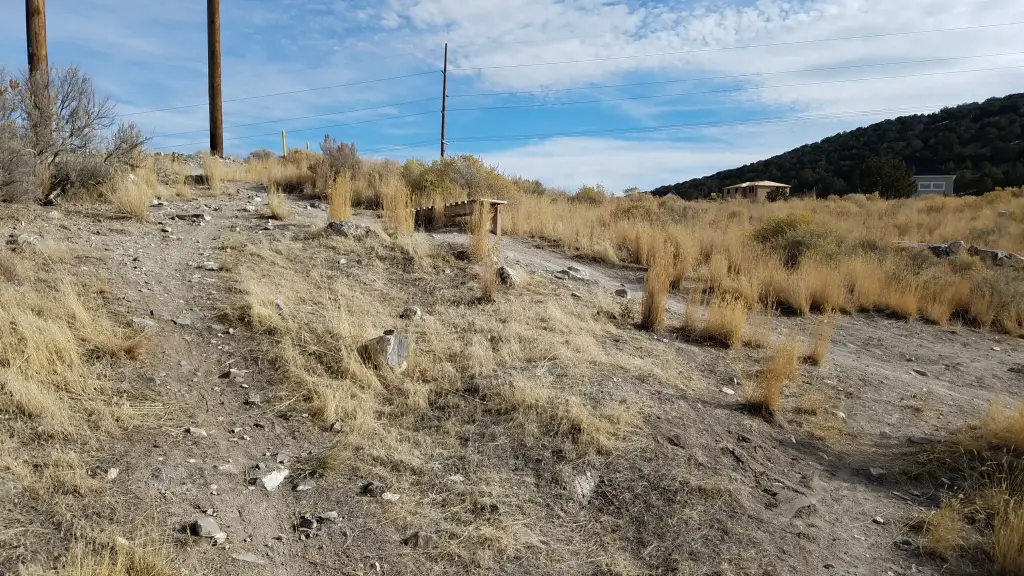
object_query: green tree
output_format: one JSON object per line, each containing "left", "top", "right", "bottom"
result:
{"left": 859, "top": 155, "right": 916, "bottom": 199}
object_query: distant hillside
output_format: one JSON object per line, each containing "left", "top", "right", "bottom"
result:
{"left": 651, "top": 93, "right": 1024, "bottom": 199}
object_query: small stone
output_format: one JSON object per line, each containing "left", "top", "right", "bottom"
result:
{"left": 895, "top": 537, "right": 915, "bottom": 550}
{"left": 298, "top": 516, "right": 318, "bottom": 531}
{"left": 220, "top": 368, "right": 244, "bottom": 380}
{"left": 186, "top": 427, "right": 208, "bottom": 437}
{"left": 106, "top": 467, "right": 119, "bottom": 480}
{"left": 161, "top": 226, "right": 172, "bottom": 233}
{"left": 381, "top": 492, "right": 400, "bottom": 502}
{"left": 191, "top": 517, "right": 221, "bottom": 538}
{"left": 318, "top": 511, "right": 339, "bottom": 522}
{"left": 908, "top": 436, "right": 937, "bottom": 445}
{"left": 403, "top": 531, "right": 438, "bottom": 549}
{"left": 872, "top": 516, "right": 885, "bottom": 525}
{"left": 573, "top": 471, "right": 598, "bottom": 505}
{"left": 294, "top": 478, "right": 316, "bottom": 492}
{"left": 329, "top": 421, "right": 343, "bottom": 433}
{"left": 133, "top": 317, "right": 157, "bottom": 331}
{"left": 246, "top": 393, "right": 261, "bottom": 406}
{"left": 274, "top": 299, "right": 286, "bottom": 312}
{"left": 993, "top": 347, "right": 1001, "bottom": 351}
{"left": 46, "top": 210, "right": 62, "bottom": 219}
{"left": 912, "top": 368, "right": 930, "bottom": 378}
{"left": 721, "top": 387, "right": 736, "bottom": 395}
{"left": 200, "top": 261, "right": 220, "bottom": 271}
{"left": 446, "top": 474, "right": 466, "bottom": 483}
{"left": 399, "top": 306, "right": 422, "bottom": 320}
{"left": 244, "top": 205, "right": 256, "bottom": 213}
{"left": 230, "top": 552, "right": 267, "bottom": 565}
{"left": 571, "top": 292, "right": 583, "bottom": 299}
{"left": 832, "top": 410, "right": 847, "bottom": 420}
{"left": 869, "top": 467, "right": 887, "bottom": 478}
{"left": 212, "top": 532, "right": 227, "bottom": 545}
{"left": 614, "top": 288, "right": 629, "bottom": 298}
{"left": 260, "top": 468, "right": 289, "bottom": 492}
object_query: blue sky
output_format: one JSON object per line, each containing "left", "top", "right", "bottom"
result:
{"left": 1, "top": 0, "right": 1023, "bottom": 192}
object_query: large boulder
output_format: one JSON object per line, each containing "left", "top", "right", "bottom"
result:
{"left": 358, "top": 330, "right": 412, "bottom": 373}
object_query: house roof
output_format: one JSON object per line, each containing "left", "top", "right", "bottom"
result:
{"left": 723, "top": 180, "right": 791, "bottom": 189}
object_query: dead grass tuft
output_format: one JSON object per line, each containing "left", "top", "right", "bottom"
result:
{"left": 327, "top": 173, "right": 353, "bottom": 222}
{"left": 479, "top": 259, "right": 498, "bottom": 303}
{"left": 745, "top": 338, "right": 799, "bottom": 415}
{"left": 697, "top": 294, "right": 747, "bottom": 348}
{"left": 60, "top": 538, "right": 174, "bottom": 576}
{"left": 202, "top": 154, "right": 224, "bottom": 196}
{"left": 267, "top": 185, "right": 291, "bottom": 221}
{"left": 640, "top": 244, "right": 672, "bottom": 332}
{"left": 994, "top": 496, "right": 1024, "bottom": 575}
{"left": 806, "top": 311, "right": 837, "bottom": 365}
{"left": 469, "top": 202, "right": 491, "bottom": 263}
{"left": 920, "top": 501, "right": 967, "bottom": 559}
{"left": 102, "top": 174, "right": 152, "bottom": 222}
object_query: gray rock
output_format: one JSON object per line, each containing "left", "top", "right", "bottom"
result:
{"left": 317, "top": 511, "right": 339, "bottom": 522}
{"left": 908, "top": 436, "right": 937, "bottom": 445}
{"left": 150, "top": 467, "right": 169, "bottom": 491}
{"left": 294, "top": 478, "right": 316, "bottom": 492}
{"left": 200, "top": 261, "right": 220, "bottom": 271}
{"left": 230, "top": 552, "right": 268, "bottom": 565}
{"left": 571, "top": 292, "right": 583, "bottom": 300}
{"left": 191, "top": 517, "right": 221, "bottom": 538}
{"left": 186, "top": 427, "right": 208, "bottom": 437}
{"left": 246, "top": 393, "right": 261, "bottom": 406}
{"left": 325, "top": 220, "right": 378, "bottom": 240}
{"left": 358, "top": 331, "right": 412, "bottom": 373}
{"left": 133, "top": 317, "right": 157, "bottom": 331}
{"left": 573, "top": 471, "right": 598, "bottom": 505}
{"left": 400, "top": 306, "right": 422, "bottom": 320}
{"left": 297, "top": 516, "right": 318, "bottom": 531}
{"left": 872, "top": 516, "right": 885, "bottom": 525}
{"left": 497, "top": 265, "right": 519, "bottom": 288}
{"left": 555, "top": 267, "right": 597, "bottom": 283}
{"left": 244, "top": 205, "right": 256, "bottom": 213}
{"left": 362, "top": 481, "right": 388, "bottom": 498}
{"left": 106, "top": 467, "right": 119, "bottom": 480}
{"left": 614, "top": 288, "right": 630, "bottom": 298}
{"left": 894, "top": 537, "right": 915, "bottom": 551}
{"left": 46, "top": 210, "right": 62, "bottom": 220}
{"left": 946, "top": 240, "right": 967, "bottom": 255}
{"left": 868, "top": 467, "right": 886, "bottom": 478}
{"left": 403, "top": 531, "right": 438, "bottom": 549}
{"left": 329, "top": 421, "right": 343, "bottom": 433}
{"left": 721, "top": 387, "right": 736, "bottom": 395}
{"left": 173, "top": 314, "right": 195, "bottom": 327}
{"left": 912, "top": 368, "right": 930, "bottom": 378}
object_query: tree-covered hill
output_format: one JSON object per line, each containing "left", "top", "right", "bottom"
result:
{"left": 650, "top": 93, "right": 1024, "bottom": 199}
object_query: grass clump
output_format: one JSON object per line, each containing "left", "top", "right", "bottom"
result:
{"left": 102, "top": 174, "right": 152, "bottom": 222}
{"left": 267, "top": 185, "right": 291, "bottom": 221}
{"left": 920, "top": 501, "right": 967, "bottom": 559}
{"left": 202, "top": 154, "right": 224, "bottom": 196}
{"left": 327, "top": 173, "right": 353, "bottom": 222}
{"left": 640, "top": 245, "right": 671, "bottom": 332}
{"left": 745, "top": 338, "right": 799, "bottom": 416}
{"left": 697, "top": 295, "right": 747, "bottom": 348}
{"left": 806, "top": 312, "right": 837, "bottom": 365}
{"left": 994, "top": 496, "right": 1024, "bottom": 575}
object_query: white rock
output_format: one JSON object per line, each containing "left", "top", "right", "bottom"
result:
{"left": 260, "top": 468, "right": 289, "bottom": 492}
{"left": 106, "top": 467, "right": 119, "bottom": 480}
{"left": 186, "top": 427, "right": 208, "bottom": 437}
{"left": 872, "top": 516, "right": 885, "bottom": 525}
{"left": 380, "top": 492, "right": 400, "bottom": 502}
{"left": 721, "top": 387, "right": 736, "bottom": 395}
{"left": 200, "top": 261, "right": 220, "bottom": 271}
{"left": 573, "top": 471, "right": 598, "bottom": 505}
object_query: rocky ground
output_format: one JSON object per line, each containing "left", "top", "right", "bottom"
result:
{"left": 2, "top": 180, "right": 1021, "bottom": 576}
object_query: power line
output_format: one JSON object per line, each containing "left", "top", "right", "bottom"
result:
{"left": 445, "top": 64, "right": 1024, "bottom": 113}
{"left": 152, "top": 97, "right": 438, "bottom": 139}
{"left": 446, "top": 105, "right": 950, "bottom": 143}
{"left": 448, "top": 51, "right": 1024, "bottom": 98}
{"left": 118, "top": 71, "right": 438, "bottom": 118}
{"left": 151, "top": 111, "right": 437, "bottom": 150}
{"left": 448, "top": 21, "right": 1024, "bottom": 71}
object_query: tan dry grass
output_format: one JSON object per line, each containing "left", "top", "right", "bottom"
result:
{"left": 697, "top": 295, "right": 747, "bottom": 348}
{"left": 745, "top": 338, "right": 799, "bottom": 415}
{"left": 640, "top": 244, "right": 672, "bottom": 332}
{"left": 469, "top": 202, "right": 492, "bottom": 263}
{"left": 267, "top": 185, "right": 291, "bottom": 221}
{"left": 994, "top": 496, "right": 1024, "bottom": 575}
{"left": 479, "top": 259, "right": 498, "bottom": 302}
{"left": 806, "top": 312, "right": 837, "bottom": 365}
{"left": 920, "top": 502, "right": 967, "bottom": 559}
{"left": 202, "top": 154, "right": 225, "bottom": 196}
{"left": 60, "top": 539, "right": 174, "bottom": 576}
{"left": 327, "top": 173, "right": 353, "bottom": 222}
{"left": 102, "top": 174, "right": 152, "bottom": 222}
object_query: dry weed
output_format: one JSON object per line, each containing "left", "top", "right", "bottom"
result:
{"left": 469, "top": 202, "right": 492, "bottom": 263}
{"left": 640, "top": 244, "right": 672, "bottom": 332}
{"left": 994, "top": 497, "right": 1024, "bottom": 575}
{"left": 806, "top": 312, "right": 837, "bottom": 365}
{"left": 267, "top": 185, "right": 291, "bottom": 221}
{"left": 202, "top": 154, "right": 224, "bottom": 196}
{"left": 102, "top": 174, "right": 152, "bottom": 222}
{"left": 920, "top": 502, "right": 966, "bottom": 559}
{"left": 381, "top": 173, "right": 414, "bottom": 233}
{"left": 60, "top": 538, "right": 174, "bottom": 576}
{"left": 745, "top": 338, "right": 798, "bottom": 415}
{"left": 795, "top": 390, "right": 827, "bottom": 416}
{"left": 327, "top": 173, "right": 353, "bottom": 222}
{"left": 697, "top": 295, "right": 747, "bottom": 347}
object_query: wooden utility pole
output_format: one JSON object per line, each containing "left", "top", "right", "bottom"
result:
{"left": 207, "top": 0, "right": 224, "bottom": 157}
{"left": 440, "top": 43, "right": 448, "bottom": 159}
{"left": 25, "top": 0, "right": 48, "bottom": 82}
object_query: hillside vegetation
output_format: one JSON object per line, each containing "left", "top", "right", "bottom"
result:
{"left": 651, "top": 92, "right": 1024, "bottom": 199}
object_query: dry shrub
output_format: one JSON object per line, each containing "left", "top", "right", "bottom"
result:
{"left": 974, "top": 403, "right": 1024, "bottom": 453}
{"left": 480, "top": 259, "right": 498, "bottom": 303}
{"left": 202, "top": 154, "right": 224, "bottom": 196}
{"left": 921, "top": 276, "right": 971, "bottom": 325}
{"left": 745, "top": 338, "right": 798, "bottom": 415}
{"left": 640, "top": 244, "right": 672, "bottom": 332}
{"left": 267, "top": 185, "right": 291, "bottom": 221}
{"left": 681, "top": 286, "right": 703, "bottom": 334}
{"left": 994, "top": 497, "right": 1024, "bottom": 575}
{"left": 61, "top": 539, "right": 174, "bottom": 576}
{"left": 697, "top": 295, "right": 747, "bottom": 347}
{"left": 102, "top": 173, "right": 152, "bottom": 222}
{"left": 327, "top": 173, "right": 352, "bottom": 222}
{"left": 921, "top": 502, "right": 966, "bottom": 559}
{"left": 381, "top": 173, "right": 414, "bottom": 233}
{"left": 469, "top": 202, "right": 491, "bottom": 263}
{"left": 806, "top": 312, "right": 837, "bottom": 365}
{"left": 795, "top": 390, "right": 827, "bottom": 415}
